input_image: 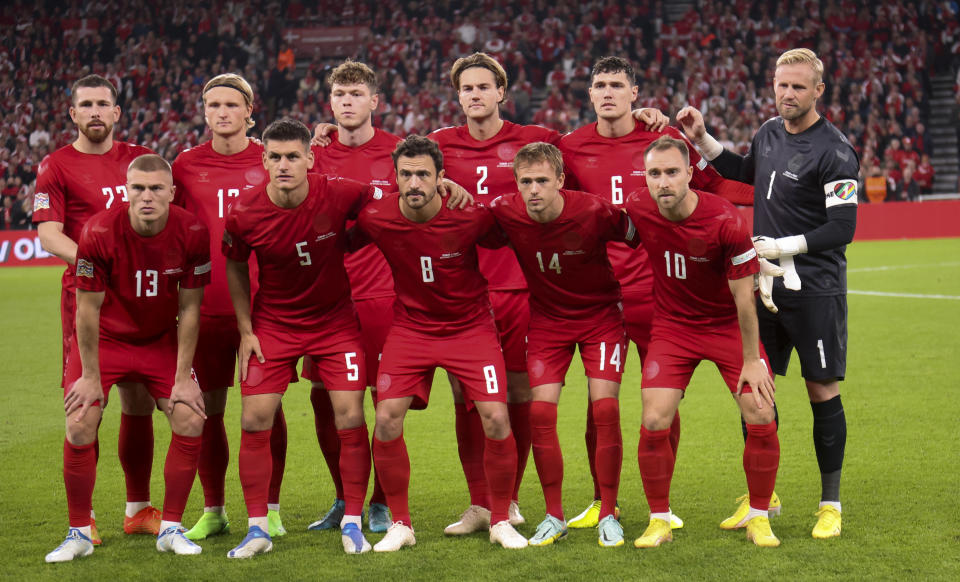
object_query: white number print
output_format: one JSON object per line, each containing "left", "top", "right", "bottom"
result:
{"left": 598, "top": 341, "right": 622, "bottom": 372}
{"left": 135, "top": 269, "right": 158, "bottom": 297}
{"left": 611, "top": 175, "right": 623, "bottom": 205}
{"left": 101, "top": 185, "right": 128, "bottom": 209}
{"left": 217, "top": 188, "right": 240, "bottom": 218}
{"left": 295, "top": 241, "right": 312, "bottom": 266}
{"left": 476, "top": 165, "right": 488, "bottom": 195}
{"left": 535, "top": 251, "right": 562, "bottom": 274}
{"left": 816, "top": 339, "right": 826, "bottom": 369}
{"left": 483, "top": 365, "right": 499, "bottom": 394}
{"left": 663, "top": 251, "right": 687, "bottom": 279}
{"left": 345, "top": 352, "right": 359, "bottom": 381}
{"left": 420, "top": 256, "right": 435, "bottom": 282}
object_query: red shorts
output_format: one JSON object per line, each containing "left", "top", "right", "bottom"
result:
{"left": 622, "top": 291, "right": 653, "bottom": 364}
{"left": 303, "top": 295, "right": 394, "bottom": 388}
{"left": 376, "top": 319, "right": 507, "bottom": 411}
{"left": 243, "top": 311, "right": 366, "bottom": 396}
{"left": 525, "top": 304, "right": 628, "bottom": 387}
{"left": 63, "top": 331, "right": 178, "bottom": 402}
{"left": 59, "top": 283, "right": 76, "bottom": 387}
{"left": 193, "top": 313, "right": 240, "bottom": 392}
{"left": 641, "top": 323, "right": 772, "bottom": 393}
{"left": 490, "top": 290, "right": 530, "bottom": 373}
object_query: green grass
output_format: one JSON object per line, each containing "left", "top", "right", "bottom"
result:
{"left": 2, "top": 238, "right": 959, "bottom": 581}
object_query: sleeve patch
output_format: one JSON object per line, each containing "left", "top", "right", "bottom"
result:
{"left": 696, "top": 158, "right": 707, "bottom": 170}
{"left": 34, "top": 192, "right": 50, "bottom": 211}
{"left": 824, "top": 179, "right": 858, "bottom": 208}
{"left": 193, "top": 261, "right": 212, "bottom": 276}
{"left": 77, "top": 259, "right": 94, "bottom": 277}
{"left": 731, "top": 247, "right": 757, "bottom": 266}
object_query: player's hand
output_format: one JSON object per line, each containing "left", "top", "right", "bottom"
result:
{"left": 633, "top": 108, "right": 669, "bottom": 132}
{"left": 752, "top": 235, "right": 806, "bottom": 260}
{"left": 675, "top": 106, "right": 706, "bottom": 143}
{"left": 311, "top": 123, "right": 336, "bottom": 147}
{"left": 168, "top": 372, "right": 207, "bottom": 419}
{"left": 439, "top": 178, "right": 474, "bottom": 208}
{"left": 755, "top": 258, "right": 784, "bottom": 313}
{"left": 64, "top": 375, "right": 104, "bottom": 422}
{"left": 737, "top": 358, "right": 776, "bottom": 409}
{"left": 239, "top": 332, "right": 265, "bottom": 382}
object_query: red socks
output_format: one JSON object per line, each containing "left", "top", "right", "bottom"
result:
{"left": 310, "top": 388, "right": 345, "bottom": 499}
{"left": 744, "top": 421, "right": 780, "bottom": 510}
{"left": 454, "top": 402, "right": 489, "bottom": 508}
{"left": 592, "top": 398, "right": 622, "bottom": 519}
{"left": 64, "top": 440, "right": 96, "bottom": 528}
{"left": 484, "top": 433, "right": 518, "bottom": 525}
{"left": 118, "top": 413, "right": 153, "bottom": 502}
{"left": 638, "top": 426, "right": 674, "bottom": 514}
{"left": 507, "top": 401, "right": 531, "bottom": 501}
{"left": 372, "top": 435, "right": 411, "bottom": 526}
{"left": 239, "top": 428, "right": 272, "bottom": 518}
{"left": 197, "top": 412, "right": 229, "bottom": 508}
{"left": 268, "top": 407, "right": 286, "bottom": 506}
{"left": 338, "top": 425, "right": 371, "bottom": 516}
{"left": 669, "top": 410, "right": 681, "bottom": 458}
{"left": 584, "top": 401, "right": 600, "bottom": 499}
{"left": 162, "top": 433, "right": 201, "bottom": 522}
{"left": 530, "top": 401, "right": 564, "bottom": 519}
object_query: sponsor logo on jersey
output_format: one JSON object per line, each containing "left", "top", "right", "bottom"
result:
{"left": 77, "top": 259, "right": 94, "bottom": 277}
{"left": 193, "top": 262, "right": 212, "bottom": 275}
{"left": 731, "top": 247, "right": 757, "bottom": 266}
{"left": 34, "top": 192, "right": 50, "bottom": 211}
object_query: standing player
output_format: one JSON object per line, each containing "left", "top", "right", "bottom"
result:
{"left": 45, "top": 154, "right": 211, "bottom": 562}
{"left": 490, "top": 142, "right": 635, "bottom": 548}
{"left": 303, "top": 61, "right": 399, "bottom": 534}
{"left": 172, "top": 73, "right": 288, "bottom": 541}
{"left": 34, "top": 75, "right": 161, "bottom": 542}
{"left": 623, "top": 137, "right": 781, "bottom": 549}
{"left": 559, "top": 56, "right": 755, "bottom": 530}
{"left": 356, "top": 135, "right": 526, "bottom": 552}
{"left": 223, "top": 119, "right": 375, "bottom": 557}
{"left": 678, "top": 48, "right": 857, "bottom": 538}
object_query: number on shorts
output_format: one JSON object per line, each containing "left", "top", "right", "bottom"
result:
{"left": 476, "top": 165, "right": 488, "bottom": 195}
{"left": 483, "top": 365, "right": 499, "bottom": 394}
{"left": 816, "top": 339, "right": 826, "bottom": 369}
{"left": 598, "top": 341, "right": 622, "bottom": 372}
{"left": 420, "top": 256, "right": 434, "bottom": 282}
{"left": 345, "top": 352, "right": 359, "bottom": 381}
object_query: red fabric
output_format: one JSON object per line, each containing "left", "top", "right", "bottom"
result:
{"left": 592, "top": 398, "right": 622, "bottom": 519}
{"left": 638, "top": 426, "right": 674, "bottom": 514}
{"left": 119, "top": 413, "right": 154, "bottom": 502}
{"left": 161, "top": 433, "right": 201, "bottom": 522}
{"left": 198, "top": 412, "right": 229, "bottom": 508}
{"left": 484, "top": 434, "right": 518, "bottom": 525}
{"left": 530, "top": 401, "right": 564, "bottom": 519}
{"left": 338, "top": 425, "right": 371, "bottom": 516}
{"left": 455, "top": 403, "right": 489, "bottom": 508}
{"left": 507, "top": 401, "right": 532, "bottom": 501}
{"left": 268, "top": 407, "right": 287, "bottom": 505}
{"left": 64, "top": 440, "right": 97, "bottom": 528}
{"left": 743, "top": 421, "right": 779, "bottom": 511}
{"left": 373, "top": 435, "right": 412, "bottom": 526}
{"left": 584, "top": 401, "right": 600, "bottom": 499}
{"left": 239, "top": 428, "right": 272, "bottom": 518}
{"left": 311, "top": 388, "right": 344, "bottom": 499}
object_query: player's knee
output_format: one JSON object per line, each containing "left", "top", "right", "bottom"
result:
{"left": 374, "top": 405, "right": 404, "bottom": 441}
{"left": 740, "top": 400, "right": 774, "bottom": 425}
{"left": 805, "top": 379, "right": 839, "bottom": 402}
{"left": 479, "top": 407, "right": 511, "bottom": 439}
{"left": 640, "top": 410, "right": 674, "bottom": 432}
{"left": 65, "top": 421, "right": 97, "bottom": 446}
{"left": 171, "top": 407, "right": 205, "bottom": 437}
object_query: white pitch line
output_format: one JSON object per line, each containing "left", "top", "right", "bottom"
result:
{"left": 848, "top": 262, "right": 960, "bottom": 273}
{"left": 849, "top": 290, "right": 960, "bottom": 300}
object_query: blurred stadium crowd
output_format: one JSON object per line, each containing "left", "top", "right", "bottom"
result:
{"left": 2, "top": 0, "right": 960, "bottom": 228}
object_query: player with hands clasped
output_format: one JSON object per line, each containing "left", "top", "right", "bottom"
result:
{"left": 623, "top": 136, "right": 781, "bottom": 549}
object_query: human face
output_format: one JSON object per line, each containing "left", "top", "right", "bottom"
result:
{"left": 203, "top": 86, "right": 252, "bottom": 137}
{"left": 457, "top": 67, "right": 504, "bottom": 121}
{"left": 588, "top": 71, "right": 638, "bottom": 122}
{"left": 262, "top": 140, "right": 313, "bottom": 193}
{"left": 645, "top": 147, "right": 694, "bottom": 219}
{"left": 126, "top": 168, "right": 175, "bottom": 229}
{"left": 396, "top": 154, "right": 442, "bottom": 213}
{"left": 70, "top": 86, "right": 120, "bottom": 144}
{"left": 330, "top": 82, "right": 378, "bottom": 130}
{"left": 516, "top": 160, "right": 564, "bottom": 222}
{"left": 773, "top": 63, "right": 824, "bottom": 129}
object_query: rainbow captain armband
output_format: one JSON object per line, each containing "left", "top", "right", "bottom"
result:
{"left": 824, "top": 179, "right": 858, "bottom": 208}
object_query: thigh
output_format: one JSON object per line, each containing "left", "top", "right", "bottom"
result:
{"left": 377, "top": 326, "right": 436, "bottom": 410}
{"left": 193, "top": 314, "right": 240, "bottom": 391}
{"left": 777, "top": 295, "right": 847, "bottom": 381}
{"left": 441, "top": 323, "right": 508, "bottom": 408}
{"left": 242, "top": 326, "right": 303, "bottom": 396}
{"left": 490, "top": 290, "right": 531, "bottom": 374}
{"left": 641, "top": 336, "right": 699, "bottom": 391}
{"left": 526, "top": 325, "right": 576, "bottom": 388}
{"left": 578, "top": 311, "right": 628, "bottom": 383}
{"left": 757, "top": 297, "right": 794, "bottom": 376}
{"left": 354, "top": 295, "right": 395, "bottom": 386}
{"left": 622, "top": 291, "right": 653, "bottom": 365}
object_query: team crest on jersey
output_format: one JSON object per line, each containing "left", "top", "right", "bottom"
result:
{"left": 824, "top": 179, "right": 858, "bottom": 207}
{"left": 77, "top": 259, "right": 94, "bottom": 277}
{"left": 34, "top": 192, "right": 50, "bottom": 211}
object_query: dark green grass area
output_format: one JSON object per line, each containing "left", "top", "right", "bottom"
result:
{"left": 2, "top": 238, "right": 958, "bottom": 581}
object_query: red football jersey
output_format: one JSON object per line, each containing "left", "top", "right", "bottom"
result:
{"left": 33, "top": 141, "right": 155, "bottom": 285}
{"left": 623, "top": 189, "right": 759, "bottom": 329}
{"left": 223, "top": 173, "right": 379, "bottom": 331}
{"left": 490, "top": 189, "right": 635, "bottom": 320}
{"left": 310, "top": 128, "right": 400, "bottom": 300}
{"left": 357, "top": 194, "right": 503, "bottom": 334}
{"left": 430, "top": 121, "right": 561, "bottom": 291}
{"left": 75, "top": 204, "right": 211, "bottom": 342}
{"left": 172, "top": 139, "right": 268, "bottom": 316}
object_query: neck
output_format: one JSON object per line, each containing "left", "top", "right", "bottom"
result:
{"left": 784, "top": 111, "right": 820, "bottom": 134}
{"left": 73, "top": 134, "right": 113, "bottom": 155}
{"left": 212, "top": 132, "right": 250, "bottom": 155}
{"left": 266, "top": 182, "right": 309, "bottom": 209}
{"left": 399, "top": 195, "right": 442, "bottom": 223}
{"left": 466, "top": 115, "right": 503, "bottom": 141}
{"left": 661, "top": 190, "right": 699, "bottom": 222}
{"left": 527, "top": 192, "right": 565, "bottom": 224}
{"left": 129, "top": 213, "right": 168, "bottom": 237}
{"left": 338, "top": 123, "right": 375, "bottom": 147}
{"left": 596, "top": 115, "right": 635, "bottom": 138}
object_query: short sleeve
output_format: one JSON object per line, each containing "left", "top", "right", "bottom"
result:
{"left": 32, "top": 155, "right": 65, "bottom": 223}
{"left": 222, "top": 211, "right": 252, "bottom": 262}
{"left": 719, "top": 211, "right": 759, "bottom": 281}
{"left": 182, "top": 220, "right": 212, "bottom": 288}
{"left": 75, "top": 221, "right": 109, "bottom": 292}
{"left": 820, "top": 144, "right": 860, "bottom": 209}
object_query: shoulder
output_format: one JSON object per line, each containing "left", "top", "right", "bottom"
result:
{"left": 374, "top": 128, "right": 403, "bottom": 146}
{"left": 512, "top": 121, "right": 559, "bottom": 142}
{"left": 82, "top": 205, "right": 124, "bottom": 241}
{"left": 428, "top": 125, "right": 460, "bottom": 145}
{"left": 558, "top": 123, "right": 594, "bottom": 149}
{"left": 118, "top": 141, "right": 156, "bottom": 159}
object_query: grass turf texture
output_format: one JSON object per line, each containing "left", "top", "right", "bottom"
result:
{"left": 2, "top": 238, "right": 958, "bottom": 581}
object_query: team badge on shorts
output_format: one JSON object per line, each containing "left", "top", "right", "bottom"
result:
{"left": 824, "top": 179, "right": 858, "bottom": 207}
{"left": 77, "top": 259, "right": 95, "bottom": 277}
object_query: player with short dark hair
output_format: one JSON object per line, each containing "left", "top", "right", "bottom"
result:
{"left": 678, "top": 47, "right": 858, "bottom": 539}
{"left": 624, "top": 136, "right": 781, "bottom": 549}
{"left": 34, "top": 74, "right": 161, "bottom": 543}
{"left": 490, "top": 142, "right": 637, "bottom": 548}
{"left": 172, "top": 73, "right": 289, "bottom": 541}
{"left": 45, "top": 154, "right": 212, "bottom": 562}
{"left": 223, "top": 118, "right": 378, "bottom": 557}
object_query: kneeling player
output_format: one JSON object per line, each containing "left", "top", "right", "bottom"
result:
{"left": 46, "top": 154, "right": 211, "bottom": 562}
{"left": 624, "top": 137, "right": 781, "bottom": 548}
{"left": 362, "top": 136, "right": 525, "bottom": 552}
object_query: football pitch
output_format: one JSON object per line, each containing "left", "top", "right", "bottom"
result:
{"left": 2, "top": 238, "right": 958, "bottom": 581}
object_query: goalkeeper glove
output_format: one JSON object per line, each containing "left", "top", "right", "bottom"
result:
{"left": 754, "top": 258, "right": 785, "bottom": 313}
{"left": 751, "top": 234, "right": 808, "bottom": 259}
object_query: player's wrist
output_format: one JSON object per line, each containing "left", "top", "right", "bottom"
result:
{"left": 775, "top": 234, "right": 807, "bottom": 255}
{"left": 695, "top": 132, "right": 724, "bottom": 161}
